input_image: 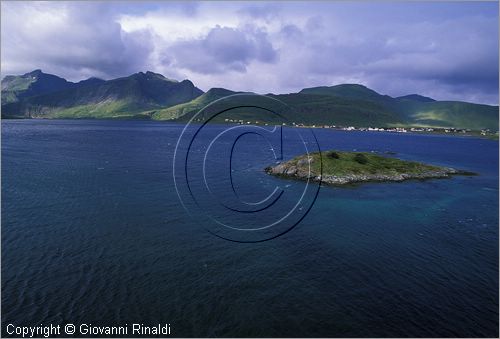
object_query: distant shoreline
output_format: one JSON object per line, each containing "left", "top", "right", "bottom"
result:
{"left": 2, "top": 117, "right": 497, "bottom": 140}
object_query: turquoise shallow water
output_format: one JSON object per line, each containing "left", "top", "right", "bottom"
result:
{"left": 2, "top": 119, "right": 498, "bottom": 337}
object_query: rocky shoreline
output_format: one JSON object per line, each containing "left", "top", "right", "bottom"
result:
{"left": 265, "top": 152, "right": 474, "bottom": 186}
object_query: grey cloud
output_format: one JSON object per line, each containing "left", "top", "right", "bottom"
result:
{"left": 280, "top": 24, "right": 302, "bottom": 39}
{"left": 1, "top": 1, "right": 497, "bottom": 105}
{"left": 274, "top": 11, "right": 498, "bottom": 104}
{"left": 237, "top": 3, "right": 282, "bottom": 21}
{"left": 1, "top": 2, "right": 154, "bottom": 80}
{"left": 168, "top": 25, "right": 278, "bottom": 74}
{"left": 305, "top": 16, "right": 324, "bottom": 32}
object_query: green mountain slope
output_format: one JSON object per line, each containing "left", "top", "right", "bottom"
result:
{"left": 298, "top": 84, "right": 498, "bottom": 130}
{"left": 396, "top": 94, "right": 435, "bottom": 103}
{"left": 151, "top": 84, "right": 498, "bottom": 130}
{"left": 157, "top": 85, "right": 403, "bottom": 126}
{"left": 2, "top": 70, "right": 497, "bottom": 130}
{"left": 402, "top": 101, "right": 498, "bottom": 130}
{"left": 277, "top": 92, "right": 401, "bottom": 126}
{"left": 152, "top": 88, "right": 239, "bottom": 120}
{"left": 2, "top": 71, "right": 203, "bottom": 119}
{"left": 166, "top": 84, "right": 498, "bottom": 130}
{"left": 1, "top": 70, "right": 73, "bottom": 105}
{"left": 300, "top": 84, "right": 391, "bottom": 102}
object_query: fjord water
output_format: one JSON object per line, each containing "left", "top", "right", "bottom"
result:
{"left": 2, "top": 120, "right": 498, "bottom": 337}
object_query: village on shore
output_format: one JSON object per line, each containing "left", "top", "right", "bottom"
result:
{"left": 222, "top": 118, "right": 497, "bottom": 138}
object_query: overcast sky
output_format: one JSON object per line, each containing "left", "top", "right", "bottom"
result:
{"left": 1, "top": 1, "right": 498, "bottom": 104}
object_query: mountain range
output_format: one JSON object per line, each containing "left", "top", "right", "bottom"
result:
{"left": 2, "top": 70, "right": 498, "bottom": 130}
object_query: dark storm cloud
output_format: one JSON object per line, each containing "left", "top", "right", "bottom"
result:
{"left": 1, "top": 2, "right": 154, "bottom": 80}
{"left": 168, "top": 25, "right": 278, "bottom": 74}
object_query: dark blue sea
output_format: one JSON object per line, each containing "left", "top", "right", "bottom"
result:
{"left": 2, "top": 119, "right": 498, "bottom": 337}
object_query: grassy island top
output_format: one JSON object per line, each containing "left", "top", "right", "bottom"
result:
{"left": 313, "top": 151, "right": 444, "bottom": 176}
{"left": 266, "top": 150, "right": 474, "bottom": 185}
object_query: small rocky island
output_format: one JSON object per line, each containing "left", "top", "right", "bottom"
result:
{"left": 265, "top": 150, "right": 475, "bottom": 186}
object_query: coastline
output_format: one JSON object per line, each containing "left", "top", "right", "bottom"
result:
{"left": 2, "top": 117, "right": 497, "bottom": 140}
